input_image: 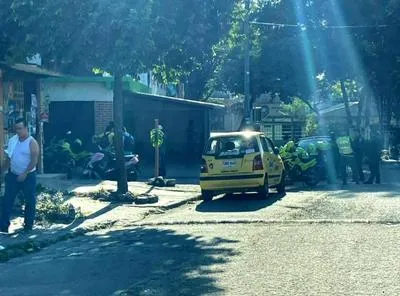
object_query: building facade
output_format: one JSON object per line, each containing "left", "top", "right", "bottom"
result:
{"left": 0, "top": 63, "right": 62, "bottom": 171}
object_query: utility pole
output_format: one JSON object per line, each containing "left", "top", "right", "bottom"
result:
{"left": 244, "top": 0, "right": 251, "bottom": 122}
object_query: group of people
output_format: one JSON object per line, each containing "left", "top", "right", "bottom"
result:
{"left": 332, "top": 129, "right": 382, "bottom": 186}
{"left": 99, "top": 121, "right": 167, "bottom": 177}
{"left": 95, "top": 121, "right": 136, "bottom": 153}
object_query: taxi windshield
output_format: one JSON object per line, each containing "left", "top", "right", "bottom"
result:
{"left": 205, "top": 136, "right": 259, "bottom": 157}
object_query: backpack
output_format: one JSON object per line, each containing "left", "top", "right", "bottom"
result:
{"left": 99, "top": 132, "right": 112, "bottom": 149}
{"left": 124, "top": 132, "right": 135, "bottom": 152}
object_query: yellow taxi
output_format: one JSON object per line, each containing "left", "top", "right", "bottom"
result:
{"left": 200, "top": 131, "right": 285, "bottom": 201}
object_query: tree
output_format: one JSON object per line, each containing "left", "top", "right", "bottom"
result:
{"left": 6, "top": 0, "right": 237, "bottom": 192}
{"left": 212, "top": 0, "right": 400, "bottom": 141}
{"left": 211, "top": 0, "right": 324, "bottom": 106}
{"left": 305, "top": 113, "right": 318, "bottom": 136}
{"left": 151, "top": 0, "right": 237, "bottom": 100}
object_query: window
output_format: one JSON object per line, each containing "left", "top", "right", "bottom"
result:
{"left": 274, "top": 124, "right": 283, "bottom": 140}
{"left": 267, "top": 138, "right": 276, "bottom": 152}
{"left": 205, "top": 136, "right": 260, "bottom": 157}
{"left": 260, "top": 136, "right": 273, "bottom": 153}
{"left": 261, "top": 125, "right": 273, "bottom": 138}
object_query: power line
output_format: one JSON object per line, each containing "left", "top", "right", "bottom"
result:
{"left": 251, "top": 21, "right": 397, "bottom": 29}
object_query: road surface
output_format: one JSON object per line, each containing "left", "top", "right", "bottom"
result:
{"left": 1, "top": 183, "right": 399, "bottom": 296}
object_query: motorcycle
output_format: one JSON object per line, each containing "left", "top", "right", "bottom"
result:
{"left": 280, "top": 143, "right": 319, "bottom": 186}
{"left": 44, "top": 131, "right": 89, "bottom": 179}
{"left": 82, "top": 147, "right": 140, "bottom": 181}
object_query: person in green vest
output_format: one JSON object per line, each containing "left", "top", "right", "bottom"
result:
{"left": 336, "top": 130, "right": 359, "bottom": 185}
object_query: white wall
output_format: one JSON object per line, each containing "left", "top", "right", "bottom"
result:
{"left": 41, "top": 81, "right": 113, "bottom": 102}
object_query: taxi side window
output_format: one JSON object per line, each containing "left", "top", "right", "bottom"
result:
{"left": 267, "top": 138, "right": 276, "bottom": 152}
{"left": 206, "top": 140, "right": 218, "bottom": 155}
{"left": 260, "top": 136, "right": 272, "bottom": 153}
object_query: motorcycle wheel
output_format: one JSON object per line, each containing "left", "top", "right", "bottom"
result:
{"left": 304, "top": 167, "right": 319, "bottom": 187}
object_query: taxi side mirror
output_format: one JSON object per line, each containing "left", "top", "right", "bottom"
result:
{"left": 273, "top": 147, "right": 279, "bottom": 155}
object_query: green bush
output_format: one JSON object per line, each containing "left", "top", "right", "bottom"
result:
{"left": 36, "top": 192, "right": 81, "bottom": 224}
{"left": 305, "top": 113, "right": 319, "bottom": 136}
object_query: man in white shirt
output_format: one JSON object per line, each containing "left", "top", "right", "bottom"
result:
{"left": 1, "top": 118, "right": 39, "bottom": 233}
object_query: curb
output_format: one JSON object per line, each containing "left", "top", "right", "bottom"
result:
{"left": 132, "top": 218, "right": 400, "bottom": 227}
{"left": 160, "top": 195, "right": 202, "bottom": 211}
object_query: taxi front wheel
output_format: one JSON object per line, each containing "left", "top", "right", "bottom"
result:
{"left": 202, "top": 190, "right": 214, "bottom": 202}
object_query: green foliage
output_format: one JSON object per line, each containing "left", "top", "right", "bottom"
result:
{"left": 43, "top": 138, "right": 90, "bottom": 175}
{"left": 330, "top": 80, "right": 360, "bottom": 103}
{"left": 88, "top": 188, "right": 136, "bottom": 203}
{"left": 3, "top": 0, "right": 400, "bottom": 127}
{"left": 36, "top": 191, "right": 81, "bottom": 224}
{"left": 211, "top": 0, "right": 400, "bottom": 126}
{"left": 5, "top": 0, "right": 237, "bottom": 91}
{"left": 282, "top": 97, "right": 310, "bottom": 117}
{"left": 305, "top": 114, "right": 319, "bottom": 137}
{"left": 150, "top": 127, "right": 165, "bottom": 148}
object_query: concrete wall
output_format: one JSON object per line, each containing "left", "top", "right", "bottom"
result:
{"left": 41, "top": 81, "right": 113, "bottom": 102}
{"left": 41, "top": 81, "right": 114, "bottom": 136}
{"left": 94, "top": 101, "right": 113, "bottom": 134}
{"left": 124, "top": 94, "right": 210, "bottom": 164}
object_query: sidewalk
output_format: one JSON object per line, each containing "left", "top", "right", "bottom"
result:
{"left": 138, "top": 163, "right": 200, "bottom": 184}
{"left": 0, "top": 178, "right": 201, "bottom": 262}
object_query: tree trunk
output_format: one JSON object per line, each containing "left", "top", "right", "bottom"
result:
{"left": 340, "top": 79, "right": 353, "bottom": 131}
{"left": 113, "top": 72, "right": 128, "bottom": 194}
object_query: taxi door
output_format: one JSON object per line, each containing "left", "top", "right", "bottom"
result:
{"left": 259, "top": 136, "right": 282, "bottom": 186}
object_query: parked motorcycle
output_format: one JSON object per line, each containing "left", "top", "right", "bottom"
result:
{"left": 279, "top": 142, "right": 319, "bottom": 186}
{"left": 44, "top": 131, "right": 89, "bottom": 179}
{"left": 82, "top": 147, "right": 140, "bottom": 181}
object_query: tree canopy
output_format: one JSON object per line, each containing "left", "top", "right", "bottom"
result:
{"left": 2, "top": 0, "right": 237, "bottom": 192}
{"left": 211, "top": 0, "right": 400, "bottom": 127}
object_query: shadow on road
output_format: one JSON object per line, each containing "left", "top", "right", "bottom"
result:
{"left": 326, "top": 183, "right": 400, "bottom": 199}
{"left": 286, "top": 182, "right": 400, "bottom": 197}
{"left": 195, "top": 192, "right": 286, "bottom": 213}
{"left": 0, "top": 227, "right": 239, "bottom": 296}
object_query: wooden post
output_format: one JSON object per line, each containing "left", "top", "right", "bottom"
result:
{"left": 36, "top": 79, "right": 44, "bottom": 173}
{"left": 154, "top": 119, "right": 159, "bottom": 178}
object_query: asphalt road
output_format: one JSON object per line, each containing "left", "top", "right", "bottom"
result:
{"left": 1, "top": 183, "right": 399, "bottom": 296}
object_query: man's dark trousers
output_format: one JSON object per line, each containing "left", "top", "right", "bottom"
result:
{"left": 367, "top": 157, "right": 381, "bottom": 184}
{"left": 341, "top": 155, "right": 359, "bottom": 185}
{"left": 0, "top": 172, "right": 37, "bottom": 232}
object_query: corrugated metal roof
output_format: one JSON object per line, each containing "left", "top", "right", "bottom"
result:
{"left": 319, "top": 102, "right": 359, "bottom": 115}
{"left": 126, "top": 91, "right": 225, "bottom": 110}
{"left": 210, "top": 131, "right": 262, "bottom": 138}
{"left": 0, "top": 62, "right": 63, "bottom": 77}
{"left": 44, "top": 76, "right": 151, "bottom": 93}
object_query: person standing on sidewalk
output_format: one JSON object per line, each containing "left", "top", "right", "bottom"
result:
{"left": 351, "top": 129, "right": 365, "bottom": 183}
{"left": 365, "top": 130, "right": 382, "bottom": 184}
{"left": 336, "top": 130, "right": 359, "bottom": 185}
{"left": 0, "top": 118, "right": 39, "bottom": 233}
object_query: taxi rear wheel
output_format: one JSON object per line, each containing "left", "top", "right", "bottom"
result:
{"left": 258, "top": 178, "right": 269, "bottom": 199}
{"left": 202, "top": 190, "right": 213, "bottom": 202}
{"left": 277, "top": 171, "right": 286, "bottom": 194}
